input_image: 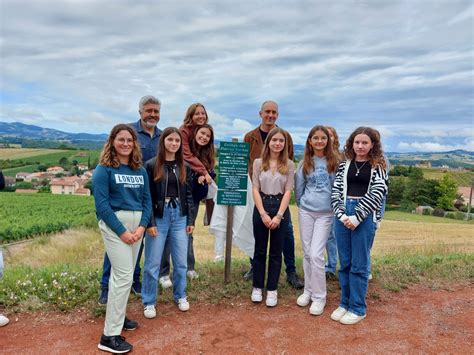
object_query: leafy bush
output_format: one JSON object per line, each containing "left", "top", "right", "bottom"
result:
{"left": 432, "top": 208, "right": 446, "bottom": 217}
{"left": 422, "top": 208, "right": 433, "bottom": 216}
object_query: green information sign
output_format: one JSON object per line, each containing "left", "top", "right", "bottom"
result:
{"left": 217, "top": 175, "right": 248, "bottom": 190}
{"left": 217, "top": 190, "right": 247, "bottom": 205}
{"left": 219, "top": 141, "right": 250, "bottom": 156}
{"left": 219, "top": 155, "right": 248, "bottom": 175}
{"left": 217, "top": 141, "right": 249, "bottom": 206}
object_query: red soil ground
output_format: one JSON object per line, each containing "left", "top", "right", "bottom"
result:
{"left": 1, "top": 284, "right": 472, "bottom": 354}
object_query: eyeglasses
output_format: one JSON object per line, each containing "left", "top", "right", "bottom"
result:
{"left": 115, "top": 138, "right": 134, "bottom": 144}
{"left": 144, "top": 109, "right": 160, "bottom": 114}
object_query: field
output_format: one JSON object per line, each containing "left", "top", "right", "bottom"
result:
{"left": 0, "top": 148, "right": 69, "bottom": 160}
{"left": 3, "top": 202, "right": 473, "bottom": 265}
{"left": 421, "top": 168, "right": 473, "bottom": 186}
{"left": 0, "top": 193, "right": 96, "bottom": 243}
{"left": 1, "top": 148, "right": 100, "bottom": 176}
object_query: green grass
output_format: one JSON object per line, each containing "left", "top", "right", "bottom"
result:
{"left": 1, "top": 252, "right": 472, "bottom": 314}
{"left": 384, "top": 210, "right": 474, "bottom": 224}
{"left": 0, "top": 194, "right": 97, "bottom": 243}
{"left": 375, "top": 252, "right": 474, "bottom": 292}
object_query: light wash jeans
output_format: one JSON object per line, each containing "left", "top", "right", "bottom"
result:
{"left": 142, "top": 204, "right": 188, "bottom": 306}
{"left": 99, "top": 210, "right": 143, "bottom": 336}
{"left": 325, "top": 222, "right": 338, "bottom": 274}
{"left": 335, "top": 198, "right": 376, "bottom": 316}
{"left": 298, "top": 209, "right": 334, "bottom": 301}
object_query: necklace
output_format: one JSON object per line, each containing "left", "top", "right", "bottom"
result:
{"left": 354, "top": 160, "right": 368, "bottom": 176}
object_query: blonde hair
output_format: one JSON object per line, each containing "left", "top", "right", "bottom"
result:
{"left": 261, "top": 127, "right": 289, "bottom": 175}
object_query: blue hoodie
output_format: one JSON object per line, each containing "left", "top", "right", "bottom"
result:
{"left": 295, "top": 156, "right": 335, "bottom": 213}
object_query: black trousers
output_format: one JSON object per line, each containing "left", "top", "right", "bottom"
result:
{"left": 252, "top": 194, "right": 290, "bottom": 291}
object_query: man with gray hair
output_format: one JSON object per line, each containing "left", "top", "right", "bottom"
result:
{"left": 98, "top": 95, "right": 162, "bottom": 306}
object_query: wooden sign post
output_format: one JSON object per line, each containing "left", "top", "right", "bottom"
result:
{"left": 216, "top": 139, "right": 250, "bottom": 283}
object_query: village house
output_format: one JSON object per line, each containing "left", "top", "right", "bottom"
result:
{"left": 50, "top": 176, "right": 90, "bottom": 196}
{"left": 15, "top": 172, "right": 31, "bottom": 180}
{"left": 47, "top": 166, "right": 65, "bottom": 173}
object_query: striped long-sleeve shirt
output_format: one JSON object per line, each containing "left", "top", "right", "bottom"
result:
{"left": 331, "top": 160, "right": 388, "bottom": 228}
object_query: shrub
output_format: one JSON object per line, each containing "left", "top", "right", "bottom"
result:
{"left": 445, "top": 212, "right": 456, "bottom": 219}
{"left": 422, "top": 208, "right": 433, "bottom": 216}
{"left": 432, "top": 208, "right": 446, "bottom": 217}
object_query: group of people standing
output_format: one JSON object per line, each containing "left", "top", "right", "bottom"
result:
{"left": 92, "top": 96, "right": 388, "bottom": 354}
{"left": 246, "top": 101, "right": 388, "bottom": 325}
{"left": 93, "top": 96, "right": 217, "bottom": 353}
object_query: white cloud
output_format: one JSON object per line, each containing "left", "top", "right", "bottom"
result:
{"left": 0, "top": 0, "right": 472, "bottom": 152}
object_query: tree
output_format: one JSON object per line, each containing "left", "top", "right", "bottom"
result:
{"left": 436, "top": 174, "right": 458, "bottom": 211}
{"left": 401, "top": 177, "right": 440, "bottom": 210}
{"left": 59, "top": 157, "right": 69, "bottom": 169}
{"left": 387, "top": 176, "right": 405, "bottom": 205}
{"left": 407, "top": 166, "right": 423, "bottom": 179}
{"left": 391, "top": 165, "right": 408, "bottom": 177}
{"left": 38, "top": 164, "right": 48, "bottom": 172}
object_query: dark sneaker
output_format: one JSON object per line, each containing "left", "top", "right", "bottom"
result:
{"left": 98, "top": 334, "right": 132, "bottom": 353}
{"left": 326, "top": 272, "right": 338, "bottom": 281}
{"left": 98, "top": 288, "right": 108, "bottom": 305}
{"left": 123, "top": 317, "right": 138, "bottom": 331}
{"left": 287, "top": 273, "right": 304, "bottom": 289}
{"left": 243, "top": 267, "right": 253, "bottom": 281}
{"left": 131, "top": 281, "right": 142, "bottom": 295}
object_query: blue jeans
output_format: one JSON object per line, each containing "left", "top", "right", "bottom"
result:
{"left": 325, "top": 221, "right": 338, "bottom": 274}
{"left": 160, "top": 200, "right": 200, "bottom": 277}
{"left": 368, "top": 196, "right": 386, "bottom": 274}
{"left": 335, "top": 198, "right": 376, "bottom": 316}
{"left": 100, "top": 241, "right": 143, "bottom": 289}
{"left": 142, "top": 204, "right": 188, "bottom": 305}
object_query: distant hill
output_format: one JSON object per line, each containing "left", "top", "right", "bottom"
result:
{"left": 1, "top": 122, "right": 473, "bottom": 168}
{"left": 0, "top": 122, "right": 108, "bottom": 150}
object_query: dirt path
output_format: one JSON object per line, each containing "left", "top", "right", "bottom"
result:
{"left": 1, "top": 284, "right": 473, "bottom": 354}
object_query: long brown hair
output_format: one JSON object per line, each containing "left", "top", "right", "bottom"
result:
{"left": 153, "top": 127, "right": 186, "bottom": 183}
{"left": 99, "top": 124, "right": 142, "bottom": 170}
{"left": 261, "top": 127, "right": 289, "bottom": 175}
{"left": 326, "top": 126, "right": 342, "bottom": 161}
{"left": 182, "top": 103, "right": 209, "bottom": 127}
{"left": 302, "top": 125, "right": 338, "bottom": 176}
{"left": 190, "top": 124, "right": 215, "bottom": 170}
{"left": 343, "top": 126, "right": 386, "bottom": 169}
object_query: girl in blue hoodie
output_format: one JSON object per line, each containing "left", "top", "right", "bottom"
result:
{"left": 295, "top": 125, "right": 338, "bottom": 316}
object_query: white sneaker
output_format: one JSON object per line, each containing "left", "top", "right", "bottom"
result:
{"left": 251, "top": 288, "right": 263, "bottom": 303}
{"left": 330, "top": 306, "right": 348, "bottom": 321}
{"left": 187, "top": 270, "right": 199, "bottom": 280}
{"left": 309, "top": 299, "right": 326, "bottom": 316}
{"left": 340, "top": 311, "right": 366, "bottom": 325}
{"left": 368, "top": 273, "right": 373, "bottom": 281}
{"left": 266, "top": 290, "right": 278, "bottom": 307}
{"left": 178, "top": 298, "right": 190, "bottom": 312}
{"left": 214, "top": 255, "right": 224, "bottom": 262}
{"left": 144, "top": 305, "right": 156, "bottom": 319}
{"left": 159, "top": 276, "right": 172, "bottom": 289}
{"left": 296, "top": 293, "right": 311, "bottom": 307}
{"left": 0, "top": 314, "right": 9, "bottom": 327}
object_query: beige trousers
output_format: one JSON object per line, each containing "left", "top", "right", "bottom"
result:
{"left": 99, "top": 210, "right": 142, "bottom": 336}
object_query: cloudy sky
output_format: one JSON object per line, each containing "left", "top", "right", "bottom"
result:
{"left": 1, "top": 0, "right": 473, "bottom": 152}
